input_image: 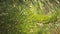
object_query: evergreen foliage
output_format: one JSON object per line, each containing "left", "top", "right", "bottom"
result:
{"left": 0, "top": 0, "right": 60, "bottom": 34}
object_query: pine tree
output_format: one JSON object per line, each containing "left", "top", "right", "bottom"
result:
{"left": 0, "top": 0, "right": 60, "bottom": 34}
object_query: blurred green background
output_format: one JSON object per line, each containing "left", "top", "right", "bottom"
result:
{"left": 0, "top": 0, "right": 60, "bottom": 34}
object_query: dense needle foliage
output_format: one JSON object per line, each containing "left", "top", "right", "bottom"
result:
{"left": 0, "top": 0, "right": 60, "bottom": 34}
